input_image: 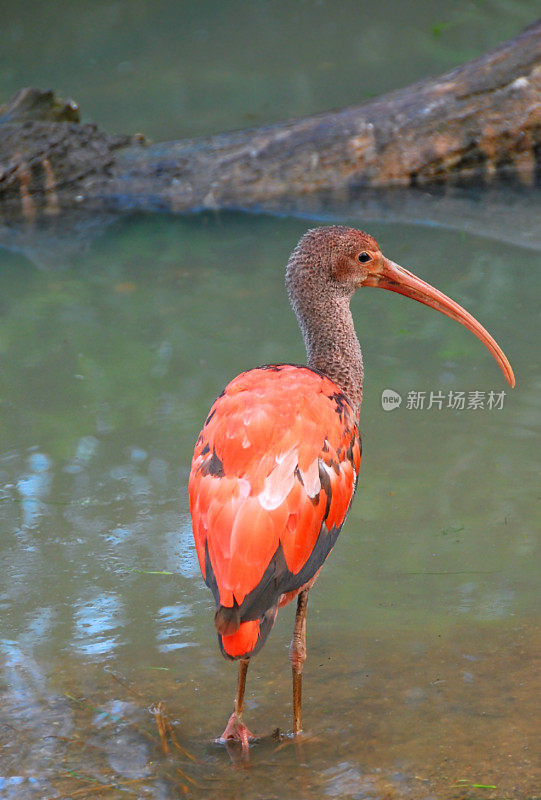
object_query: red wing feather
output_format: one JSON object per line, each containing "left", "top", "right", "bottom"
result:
{"left": 189, "top": 364, "right": 361, "bottom": 658}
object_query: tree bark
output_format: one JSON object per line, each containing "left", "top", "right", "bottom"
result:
{"left": 1, "top": 19, "right": 539, "bottom": 220}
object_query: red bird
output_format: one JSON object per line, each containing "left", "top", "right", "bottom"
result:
{"left": 189, "top": 226, "right": 514, "bottom": 751}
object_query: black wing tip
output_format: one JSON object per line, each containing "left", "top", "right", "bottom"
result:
{"left": 214, "top": 604, "right": 241, "bottom": 636}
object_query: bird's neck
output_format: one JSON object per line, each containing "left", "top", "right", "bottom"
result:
{"left": 292, "top": 291, "right": 364, "bottom": 418}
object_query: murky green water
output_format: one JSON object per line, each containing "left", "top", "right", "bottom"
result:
{"left": 1, "top": 211, "right": 539, "bottom": 797}
{"left": 1, "top": 2, "right": 540, "bottom": 798}
{"left": 1, "top": 0, "right": 538, "bottom": 139}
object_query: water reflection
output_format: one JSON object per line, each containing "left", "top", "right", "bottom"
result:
{"left": 0, "top": 209, "right": 539, "bottom": 797}
{"left": 16, "top": 451, "right": 52, "bottom": 528}
{"left": 74, "top": 592, "right": 123, "bottom": 655}
{"left": 92, "top": 700, "right": 151, "bottom": 779}
{"left": 157, "top": 603, "right": 195, "bottom": 653}
{"left": 322, "top": 763, "right": 380, "bottom": 797}
{"left": 64, "top": 435, "right": 99, "bottom": 474}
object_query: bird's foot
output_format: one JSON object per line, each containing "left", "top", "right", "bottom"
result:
{"left": 216, "top": 712, "right": 257, "bottom": 755}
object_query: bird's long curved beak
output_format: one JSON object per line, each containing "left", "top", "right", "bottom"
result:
{"left": 363, "top": 258, "right": 515, "bottom": 388}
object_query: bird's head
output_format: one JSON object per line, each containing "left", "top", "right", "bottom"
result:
{"left": 287, "top": 225, "right": 515, "bottom": 388}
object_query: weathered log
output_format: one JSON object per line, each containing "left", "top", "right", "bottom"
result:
{"left": 1, "top": 20, "right": 539, "bottom": 219}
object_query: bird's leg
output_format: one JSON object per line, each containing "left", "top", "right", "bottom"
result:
{"left": 218, "top": 658, "right": 255, "bottom": 754}
{"left": 290, "top": 589, "right": 309, "bottom": 735}
{"left": 235, "top": 656, "right": 248, "bottom": 719}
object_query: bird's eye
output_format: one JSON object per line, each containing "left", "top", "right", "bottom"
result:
{"left": 358, "top": 252, "right": 371, "bottom": 263}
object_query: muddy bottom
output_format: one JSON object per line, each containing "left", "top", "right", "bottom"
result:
{"left": 1, "top": 620, "right": 538, "bottom": 799}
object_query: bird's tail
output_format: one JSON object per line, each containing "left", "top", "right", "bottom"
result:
{"left": 214, "top": 605, "right": 279, "bottom": 660}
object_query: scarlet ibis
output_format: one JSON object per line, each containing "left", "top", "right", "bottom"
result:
{"left": 189, "top": 226, "right": 514, "bottom": 750}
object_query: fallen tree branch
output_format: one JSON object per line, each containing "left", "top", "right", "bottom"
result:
{"left": 0, "top": 19, "right": 539, "bottom": 219}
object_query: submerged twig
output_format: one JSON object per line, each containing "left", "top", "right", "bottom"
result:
{"left": 149, "top": 700, "right": 198, "bottom": 764}
{"left": 104, "top": 666, "right": 146, "bottom": 699}
{"left": 176, "top": 765, "right": 202, "bottom": 787}
{"left": 166, "top": 717, "right": 197, "bottom": 762}
{"left": 104, "top": 668, "right": 197, "bottom": 762}
{"left": 151, "top": 701, "right": 170, "bottom": 755}
{"left": 51, "top": 783, "right": 115, "bottom": 799}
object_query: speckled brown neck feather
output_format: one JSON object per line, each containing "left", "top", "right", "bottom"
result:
{"left": 286, "top": 227, "right": 365, "bottom": 417}
{"left": 285, "top": 223, "right": 516, "bottom": 418}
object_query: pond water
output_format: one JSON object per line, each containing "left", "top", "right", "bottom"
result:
{"left": 1, "top": 0, "right": 538, "bottom": 140}
{"left": 1, "top": 2, "right": 540, "bottom": 799}
{"left": 1, "top": 210, "right": 539, "bottom": 798}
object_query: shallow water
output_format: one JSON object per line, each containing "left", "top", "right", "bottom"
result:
{"left": 1, "top": 1, "right": 540, "bottom": 798}
{"left": 0, "top": 210, "right": 539, "bottom": 798}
